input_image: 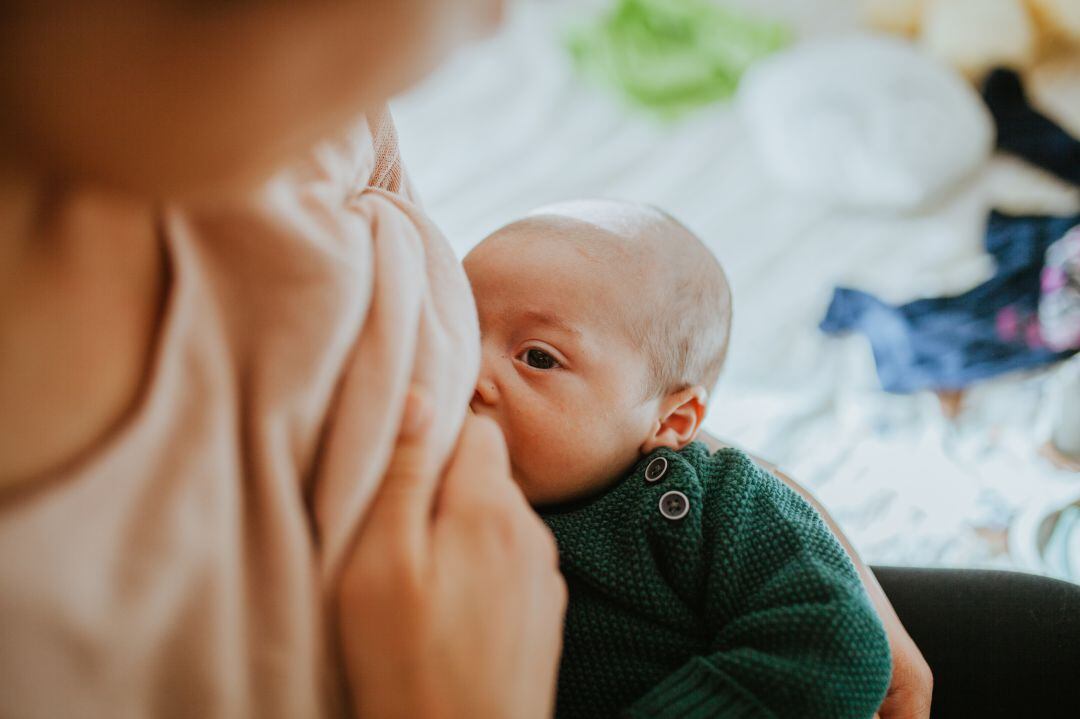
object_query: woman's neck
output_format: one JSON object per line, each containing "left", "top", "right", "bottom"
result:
{"left": 0, "top": 169, "right": 165, "bottom": 484}
{"left": 0, "top": 170, "right": 158, "bottom": 275}
{"left": 0, "top": 171, "right": 39, "bottom": 284}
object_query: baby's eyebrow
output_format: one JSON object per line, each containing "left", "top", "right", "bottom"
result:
{"left": 521, "top": 310, "right": 582, "bottom": 338}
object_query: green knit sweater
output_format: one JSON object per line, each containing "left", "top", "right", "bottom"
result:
{"left": 540, "top": 443, "right": 891, "bottom": 719}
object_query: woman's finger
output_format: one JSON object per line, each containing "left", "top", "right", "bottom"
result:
{"left": 435, "top": 413, "right": 518, "bottom": 517}
{"left": 359, "top": 388, "right": 441, "bottom": 556}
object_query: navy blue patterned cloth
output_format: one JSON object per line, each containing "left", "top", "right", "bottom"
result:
{"left": 821, "top": 212, "right": 1080, "bottom": 392}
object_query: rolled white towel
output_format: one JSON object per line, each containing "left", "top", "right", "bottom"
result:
{"left": 737, "top": 35, "right": 994, "bottom": 211}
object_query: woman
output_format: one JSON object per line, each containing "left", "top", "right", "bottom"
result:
{"left": 0, "top": 1, "right": 931, "bottom": 717}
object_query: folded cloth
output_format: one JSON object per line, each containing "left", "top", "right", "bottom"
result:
{"left": 568, "top": 0, "right": 789, "bottom": 117}
{"left": 821, "top": 212, "right": 1080, "bottom": 392}
{"left": 737, "top": 35, "right": 993, "bottom": 210}
{"left": 982, "top": 68, "right": 1080, "bottom": 187}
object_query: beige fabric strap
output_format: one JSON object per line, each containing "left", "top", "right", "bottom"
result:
{"left": 368, "top": 107, "right": 403, "bottom": 194}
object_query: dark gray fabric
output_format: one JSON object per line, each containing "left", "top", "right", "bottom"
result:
{"left": 873, "top": 566, "right": 1080, "bottom": 718}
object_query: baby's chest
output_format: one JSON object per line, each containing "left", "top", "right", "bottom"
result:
{"left": 544, "top": 455, "right": 728, "bottom": 648}
{"left": 561, "top": 558, "right": 706, "bottom": 647}
{"left": 556, "top": 509, "right": 714, "bottom": 649}
{"left": 553, "top": 556, "right": 713, "bottom": 717}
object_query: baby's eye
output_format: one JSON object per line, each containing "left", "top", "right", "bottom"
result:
{"left": 520, "top": 348, "right": 560, "bottom": 370}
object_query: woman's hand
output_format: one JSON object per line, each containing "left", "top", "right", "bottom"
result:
{"left": 338, "top": 391, "right": 567, "bottom": 719}
{"left": 875, "top": 619, "right": 933, "bottom": 719}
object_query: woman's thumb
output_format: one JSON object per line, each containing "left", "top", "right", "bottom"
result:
{"left": 399, "top": 386, "right": 433, "bottom": 440}
{"left": 359, "top": 386, "right": 438, "bottom": 548}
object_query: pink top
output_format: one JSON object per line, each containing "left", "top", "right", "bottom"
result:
{"left": 0, "top": 113, "right": 479, "bottom": 718}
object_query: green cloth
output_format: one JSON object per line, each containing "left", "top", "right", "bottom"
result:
{"left": 540, "top": 443, "right": 892, "bottom": 718}
{"left": 568, "top": 0, "right": 790, "bottom": 117}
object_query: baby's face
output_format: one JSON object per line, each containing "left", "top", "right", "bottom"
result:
{"left": 464, "top": 221, "right": 661, "bottom": 505}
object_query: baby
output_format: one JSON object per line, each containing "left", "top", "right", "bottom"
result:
{"left": 464, "top": 200, "right": 892, "bottom": 719}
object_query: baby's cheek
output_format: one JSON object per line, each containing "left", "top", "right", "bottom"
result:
{"left": 511, "top": 414, "right": 602, "bottom": 504}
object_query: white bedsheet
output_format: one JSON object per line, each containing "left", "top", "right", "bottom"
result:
{"left": 392, "top": 0, "right": 1080, "bottom": 579}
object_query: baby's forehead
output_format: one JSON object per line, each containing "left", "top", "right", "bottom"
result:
{"left": 465, "top": 218, "right": 659, "bottom": 334}
{"left": 466, "top": 204, "right": 720, "bottom": 308}
{"left": 470, "top": 210, "right": 663, "bottom": 266}
{"left": 466, "top": 218, "right": 641, "bottom": 291}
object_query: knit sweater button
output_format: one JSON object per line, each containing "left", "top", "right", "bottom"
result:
{"left": 658, "top": 490, "right": 689, "bottom": 520}
{"left": 644, "top": 456, "right": 668, "bottom": 483}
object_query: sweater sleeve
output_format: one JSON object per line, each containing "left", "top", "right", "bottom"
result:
{"left": 627, "top": 452, "right": 891, "bottom": 719}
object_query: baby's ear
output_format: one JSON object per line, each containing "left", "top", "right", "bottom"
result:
{"left": 641, "top": 386, "right": 707, "bottom": 454}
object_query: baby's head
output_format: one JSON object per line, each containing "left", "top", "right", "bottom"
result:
{"left": 464, "top": 200, "right": 731, "bottom": 505}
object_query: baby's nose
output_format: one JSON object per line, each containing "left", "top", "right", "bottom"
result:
{"left": 472, "top": 377, "right": 499, "bottom": 408}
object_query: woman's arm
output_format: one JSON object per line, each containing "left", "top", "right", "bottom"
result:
{"left": 698, "top": 432, "right": 933, "bottom": 719}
